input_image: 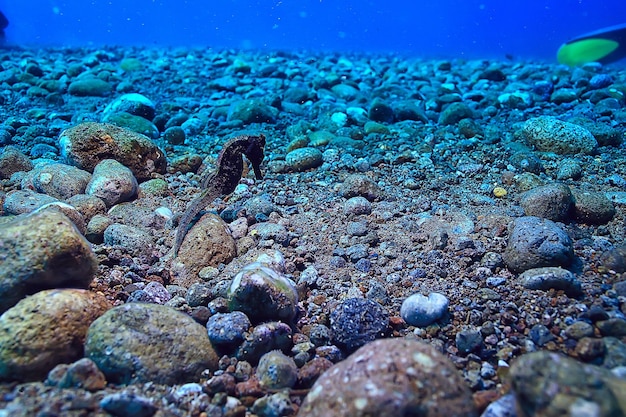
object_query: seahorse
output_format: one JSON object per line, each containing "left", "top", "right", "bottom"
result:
{"left": 173, "top": 134, "right": 266, "bottom": 257}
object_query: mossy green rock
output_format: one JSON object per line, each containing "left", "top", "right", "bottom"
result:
{"left": 85, "top": 303, "right": 219, "bottom": 385}
{"left": 0, "top": 289, "right": 110, "bottom": 382}
{"left": 102, "top": 111, "right": 159, "bottom": 139}
{"left": 68, "top": 78, "right": 111, "bottom": 97}
{"left": 0, "top": 210, "right": 97, "bottom": 313}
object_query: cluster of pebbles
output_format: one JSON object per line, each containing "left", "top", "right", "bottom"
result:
{"left": 0, "top": 44, "right": 626, "bottom": 416}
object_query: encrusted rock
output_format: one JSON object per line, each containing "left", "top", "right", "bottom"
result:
{"left": 0, "top": 210, "right": 97, "bottom": 313}
{"left": 510, "top": 351, "right": 626, "bottom": 417}
{"left": 299, "top": 338, "right": 478, "bottom": 417}
{"left": 85, "top": 303, "right": 219, "bottom": 385}
{"left": 503, "top": 216, "right": 574, "bottom": 273}
{"left": 521, "top": 116, "right": 597, "bottom": 155}
{"left": 0, "top": 289, "right": 110, "bottom": 382}
{"left": 59, "top": 122, "right": 166, "bottom": 181}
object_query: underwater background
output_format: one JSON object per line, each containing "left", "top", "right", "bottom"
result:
{"left": 0, "top": 0, "right": 624, "bottom": 61}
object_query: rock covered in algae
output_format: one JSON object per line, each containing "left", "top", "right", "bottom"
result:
{"left": 59, "top": 122, "right": 166, "bottom": 181}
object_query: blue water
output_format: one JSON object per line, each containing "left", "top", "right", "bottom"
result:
{"left": 0, "top": 0, "right": 624, "bottom": 61}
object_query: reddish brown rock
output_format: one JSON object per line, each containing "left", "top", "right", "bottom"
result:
{"left": 299, "top": 338, "right": 478, "bottom": 417}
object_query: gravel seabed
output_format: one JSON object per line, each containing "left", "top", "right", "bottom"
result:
{"left": 0, "top": 44, "right": 626, "bottom": 416}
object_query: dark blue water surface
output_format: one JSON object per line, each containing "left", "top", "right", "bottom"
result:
{"left": 0, "top": 0, "right": 623, "bottom": 61}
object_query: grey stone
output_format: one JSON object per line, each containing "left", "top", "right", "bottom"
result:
{"left": 22, "top": 163, "right": 92, "bottom": 200}
{"left": 0, "top": 145, "right": 33, "bottom": 179}
{"left": 59, "top": 122, "right": 166, "bottom": 181}
{"left": 103, "top": 93, "right": 156, "bottom": 120}
{"left": 86, "top": 159, "right": 138, "bottom": 207}
{"left": 438, "top": 102, "right": 474, "bottom": 125}
{"left": 68, "top": 78, "right": 111, "bottom": 96}
{"left": 503, "top": 216, "right": 574, "bottom": 273}
{"left": 343, "top": 196, "right": 372, "bottom": 215}
{"left": 103, "top": 223, "right": 154, "bottom": 257}
{"left": 572, "top": 189, "right": 616, "bottom": 225}
{"left": 227, "top": 99, "right": 276, "bottom": 124}
{"left": 400, "top": 292, "right": 449, "bottom": 327}
{"left": 510, "top": 351, "right": 626, "bottom": 417}
{"left": 2, "top": 189, "right": 59, "bottom": 215}
{"left": 519, "top": 267, "right": 582, "bottom": 297}
{"left": 227, "top": 261, "right": 298, "bottom": 325}
{"left": 285, "top": 147, "right": 323, "bottom": 171}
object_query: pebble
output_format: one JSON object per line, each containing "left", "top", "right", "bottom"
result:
{"left": 86, "top": 159, "right": 138, "bottom": 206}
{"left": 343, "top": 196, "right": 372, "bottom": 215}
{"left": 438, "top": 102, "right": 474, "bottom": 125}
{"left": 206, "top": 311, "right": 251, "bottom": 348}
{"left": 338, "top": 174, "right": 381, "bottom": 201}
{"left": 256, "top": 350, "right": 298, "bottom": 389}
{"left": 100, "top": 392, "right": 157, "bottom": 417}
{"left": 521, "top": 116, "right": 597, "bottom": 155}
{"left": 456, "top": 328, "right": 484, "bottom": 354}
{"left": 368, "top": 98, "right": 394, "bottom": 123}
{"left": 518, "top": 267, "right": 582, "bottom": 297}
{"left": 571, "top": 189, "right": 616, "bottom": 224}
{"left": 519, "top": 183, "right": 573, "bottom": 222}
{"left": 236, "top": 321, "right": 293, "bottom": 364}
{"left": 285, "top": 147, "right": 323, "bottom": 171}
{"left": 0, "top": 289, "right": 110, "bottom": 381}
{"left": 163, "top": 126, "right": 186, "bottom": 145}
{"left": 227, "top": 98, "right": 276, "bottom": 124}
{"left": 103, "top": 93, "right": 156, "bottom": 120}
{"left": 59, "top": 122, "right": 166, "bottom": 181}
{"left": 102, "top": 111, "right": 160, "bottom": 139}
{"left": 0, "top": 145, "right": 33, "bottom": 179}
{"left": 2, "top": 189, "right": 59, "bottom": 215}
{"left": 502, "top": 216, "right": 574, "bottom": 273}
{"left": 510, "top": 351, "right": 626, "bottom": 417}
{"left": 299, "top": 338, "right": 478, "bottom": 417}
{"left": 103, "top": 223, "right": 154, "bottom": 257}
{"left": 252, "top": 391, "right": 296, "bottom": 417}
{"left": 400, "top": 292, "right": 449, "bottom": 327}
{"left": 0, "top": 210, "right": 97, "bottom": 313}
{"left": 330, "top": 297, "right": 389, "bottom": 353}
{"left": 67, "top": 78, "right": 112, "bottom": 97}
{"left": 227, "top": 261, "right": 298, "bottom": 324}
{"left": 85, "top": 302, "right": 219, "bottom": 385}
{"left": 47, "top": 358, "right": 107, "bottom": 391}
{"left": 66, "top": 193, "right": 107, "bottom": 222}
{"left": 528, "top": 324, "right": 555, "bottom": 346}
{"left": 564, "top": 321, "right": 595, "bottom": 340}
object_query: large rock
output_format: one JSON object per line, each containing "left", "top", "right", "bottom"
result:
{"left": 521, "top": 116, "right": 597, "bottom": 155}
{"left": 510, "top": 351, "right": 626, "bottom": 417}
{"left": 0, "top": 289, "right": 110, "bottom": 382}
{"left": 85, "top": 303, "right": 219, "bottom": 385}
{"left": 299, "top": 338, "right": 477, "bottom": 417}
{"left": 21, "top": 163, "right": 92, "bottom": 200}
{"left": 503, "top": 216, "right": 574, "bottom": 273}
{"left": 59, "top": 122, "right": 166, "bottom": 181}
{"left": 0, "top": 210, "right": 97, "bottom": 313}
{"left": 170, "top": 213, "right": 237, "bottom": 287}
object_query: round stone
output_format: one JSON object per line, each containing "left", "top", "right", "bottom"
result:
{"left": 401, "top": 292, "right": 450, "bottom": 327}
{"left": 285, "top": 147, "right": 323, "bottom": 172}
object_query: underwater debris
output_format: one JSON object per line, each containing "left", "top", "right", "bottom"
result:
{"left": 173, "top": 134, "right": 266, "bottom": 257}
